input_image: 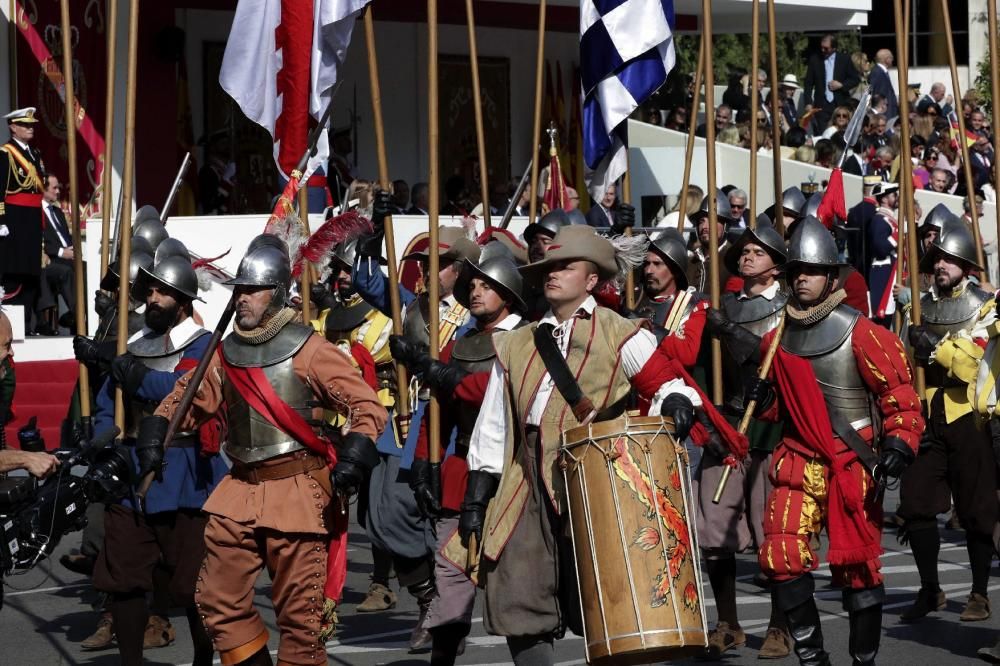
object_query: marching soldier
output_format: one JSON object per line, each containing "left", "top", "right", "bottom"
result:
{"left": 702, "top": 222, "right": 793, "bottom": 659}
{"left": 687, "top": 191, "right": 743, "bottom": 295}
{"left": 354, "top": 191, "right": 480, "bottom": 650}
{"left": 311, "top": 237, "right": 400, "bottom": 616}
{"left": 90, "top": 242, "right": 228, "bottom": 666}
{"left": 455, "top": 225, "right": 747, "bottom": 665}
{"left": 1, "top": 108, "right": 46, "bottom": 332}
{"left": 898, "top": 222, "right": 998, "bottom": 624}
{"left": 752, "top": 218, "right": 924, "bottom": 666}
{"left": 393, "top": 246, "right": 527, "bottom": 665}
{"left": 146, "top": 234, "right": 387, "bottom": 666}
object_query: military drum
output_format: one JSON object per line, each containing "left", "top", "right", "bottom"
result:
{"left": 561, "top": 415, "right": 707, "bottom": 665}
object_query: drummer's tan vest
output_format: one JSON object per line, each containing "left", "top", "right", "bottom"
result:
{"left": 446, "top": 305, "right": 641, "bottom": 565}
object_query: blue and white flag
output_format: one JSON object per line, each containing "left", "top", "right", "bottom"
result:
{"left": 580, "top": 0, "right": 676, "bottom": 201}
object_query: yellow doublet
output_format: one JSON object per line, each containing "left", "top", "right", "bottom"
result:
{"left": 929, "top": 299, "right": 998, "bottom": 423}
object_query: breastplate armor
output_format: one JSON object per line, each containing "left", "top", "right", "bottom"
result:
{"left": 781, "top": 305, "right": 871, "bottom": 424}
{"left": 920, "top": 284, "right": 989, "bottom": 389}
{"left": 402, "top": 295, "right": 430, "bottom": 348}
{"left": 632, "top": 294, "right": 675, "bottom": 326}
{"left": 221, "top": 323, "right": 317, "bottom": 464}
{"left": 719, "top": 290, "right": 787, "bottom": 411}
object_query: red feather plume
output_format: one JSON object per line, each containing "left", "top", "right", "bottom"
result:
{"left": 292, "top": 211, "right": 373, "bottom": 278}
{"left": 191, "top": 249, "right": 232, "bottom": 270}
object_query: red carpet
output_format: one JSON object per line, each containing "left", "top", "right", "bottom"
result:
{"left": 4, "top": 359, "right": 78, "bottom": 450}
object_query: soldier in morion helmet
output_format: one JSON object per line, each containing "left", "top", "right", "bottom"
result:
{"left": 147, "top": 235, "right": 386, "bottom": 666}
{"left": 90, "top": 240, "right": 227, "bottom": 666}
{"left": 750, "top": 218, "right": 923, "bottom": 666}
{"left": 700, "top": 222, "right": 793, "bottom": 659}
{"left": 898, "top": 222, "right": 998, "bottom": 626}
{"left": 687, "top": 190, "right": 743, "bottom": 295}
{"left": 391, "top": 244, "right": 528, "bottom": 664}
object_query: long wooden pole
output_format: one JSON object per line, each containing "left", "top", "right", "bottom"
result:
{"left": 703, "top": 0, "right": 723, "bottom": 407}
{"left": 114, "top": 0, "right": 139, "bottom": 432}
{"left": 989, "top": 0, "right": 1000, "bottom": 285}
{"left": 99, "top": 0, "right": 117, "bottom": 278}
{"left": 527, "top": 0, "right": 546, "bottom": 225}
{"left": 622, "top": 172, "right": 635, "bottom": 309}
{"left": 60, "top": 0, "right": 90, "bottom": 417}
{"left": 465, "top": 0, "right": 491, "bottom": 228}
{"left": 939, "top": 0, "right": 986, "bottom": 272}
{"left": 893, "top": 0, "right": 910, "bottom": 334}
{"left": 894, "top": 0, "right": 924, "bottom": 396}
{"left": 748, "top": 0, "right": 760, "bottom": 229}
{"left": 298, "top": 186, "right": 311, "bottom": 320}
{"left": 427, "top": 0, "right": 442, "bottom": 465}
{"left": 363, "top": 7, "right": 410, "bottom": 426}
{"left": 765, "top": 0, "right": 783, "bottom": 235}
{"left": 677, "top": 37, "right": 705, "bottom": 231}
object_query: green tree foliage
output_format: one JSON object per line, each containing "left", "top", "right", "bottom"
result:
{"left": 974, "top": 53, "right": 993, "bottom": 119}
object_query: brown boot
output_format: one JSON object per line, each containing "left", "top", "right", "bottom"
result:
{"left": 356, "top": 582, "right": 397, "bottom": 613}
{"left": 705, "top": 621, "right": 746, "bottom": 658}
{"left": 900, "top": 587, "right": 946, "bottom": 622}
{"left": 960, "top": 592, "right": 991, "bottom": 622}
{"left": 80, "top": 613, "right": 115, "bottom": 650}
{"left": 758, "top": 626, "right": 792, "bottom": 659}
{"left": 143, "top": 614, "right": 176, "bottom": 648}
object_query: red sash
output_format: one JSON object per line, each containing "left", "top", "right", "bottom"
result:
{"left": 219, "top": 350, "right": 349, "bottom": 601}
{"left": 6, "top": 192, "right": 42, "bottom": 207}
{"left": 220, "top": 352, "right": 337, "bottom": 466}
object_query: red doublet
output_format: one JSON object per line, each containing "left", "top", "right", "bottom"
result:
{"left": 757, "top": 315, "right": 923, "bottom": 588}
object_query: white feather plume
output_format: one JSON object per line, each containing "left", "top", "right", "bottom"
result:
{"left": 609, "top": 233, "right": 649, "bottom": 288}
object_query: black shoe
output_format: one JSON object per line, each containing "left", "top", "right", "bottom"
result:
{"left": 58, "top": 311, "right": 75, "bottom": 330}
{"left": 900, "top": 586, "right": 945, "bottom": 623}
{"left": 60, "top": 552, "right": 96, "bottom": 576}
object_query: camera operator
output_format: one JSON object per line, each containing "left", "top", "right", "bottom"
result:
{"left": 90, "top": 246, "right": 227, "bottom": 666}
{"left": 0, "top": 448, "right": 59, "bottom": 478}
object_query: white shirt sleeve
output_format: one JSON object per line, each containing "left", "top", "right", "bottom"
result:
{"left": 622, "top": 328, "right": 703, "bottom": 411}
{"left": 466, "top": 359, "right": 508, "bottom": 475}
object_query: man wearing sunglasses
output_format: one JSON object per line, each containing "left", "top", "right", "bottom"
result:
{"left": 803, "top": 35, "right": 861, "bottom": 132}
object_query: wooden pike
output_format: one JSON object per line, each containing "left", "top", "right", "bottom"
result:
{"left": 702, "top": 0, "right": 724, "bottom": 407}
{"left": 527, "top": 0, "right": 547, "bottom": 226}
{"left": 676, "top": 37, "right": 704, "bottom": 231}
{"left": 428, "top": 0, "right": 442, "bottom": 465}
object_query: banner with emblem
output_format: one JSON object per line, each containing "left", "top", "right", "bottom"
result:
{"left": 11, "top": 0, "right": 108, "bottom": 216}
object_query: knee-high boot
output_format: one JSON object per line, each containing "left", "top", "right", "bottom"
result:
{"left": 843, "top": 585, "right": 884, "bottom": 666}
{"left": 772, "top": 574, "right": 830, "bottom": 666}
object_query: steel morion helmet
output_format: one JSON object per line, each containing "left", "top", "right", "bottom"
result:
{"left": 139, "top": 255, "right": 202, "bottom": 301}
{"left": 920, "top": 203, "right": 960, "bottom": 237}
{"left": 918, "top": 219, "right": 983, "bottom": 273}
{"left": 153, "top": 237, "right": 191, "bottom": 265}
{"left": 224, "top": 234, "right": 293, "bottom": 313}
{"left": 784, "top": 216, "right": 842, "bottom": 269}
{"left": 780, "top": 186, "right": 807, "bottom": 216}
{"left": 454, "top": 254, "right": 527, "bottom": 313}
{"left": 523, "top": 208, "right": 571, "bottom": 244}
{"left": 724, "top": 221, "right": 788, "bottom": 277}
{"left": 132, "top": 209, "right": 168, "bottom": 251}
{"left": 689, "top": 190, "right": 735, "bottom": 225}
{"left": 647, "top": 228, "right": 690, "bottom": 290}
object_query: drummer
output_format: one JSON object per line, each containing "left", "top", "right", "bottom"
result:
{"left": 450, "top": 226, "right": 748, "bottom": 665}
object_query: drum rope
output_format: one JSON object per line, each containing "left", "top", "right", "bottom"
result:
{"left": 640, "top": 444, "right": 685, "bottom": 645}
{"left": 576, "top": 463, "right": 610, "bottom": 657}
{"left": 607, "top": 455, "right": 648, "bottom": 649}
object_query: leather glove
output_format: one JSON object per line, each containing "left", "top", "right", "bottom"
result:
{"left": 705, "top": 308, "right": 734, "bottom": 335}
{"left": 70, "top": 418, "right": 94, "bottom": 450}
{"left": 111, "top": 353, "right": 151, "bottom": 398}
{"left": 310, "top": 283, "right": 336, "bottom": 311}
{"left": 660, "top": 393, "right": 695, "bottom": 441}
{"left": 73, "top": 334, "right": 115, "bottom": 365}
{"left": 611, "top": 203, "right": 635, "bottom": 234}
{"left": 877, "top": 436, "right": 915, "bottom": 481}
{"left": 459, "top": 470, "right": 500, "bottom": 548}
{"left": 388, "top": 334, "right": 430, "bottom": 373}
{"left": 705, "top": 309, "right": 763, "bottom": 364}
{"left": 135, "top": 415, "right": 168, "bottom": 483}
{"left": 908, "top": 325, "right": 942, "bottom": 365}
{"left": 94, "top": 290, "right": 116, "bottom": 318}
{"left": 744, "top": 376, "right": 775, "bottom": 414}
{"left": 409, "top": 458, "right": 442, "bottom": 519}
{"left": 419, "top": 358, "right": 469, "bottom": 397}
{"left": 331, "top": 432, "right": 379, "bottom": 496}
{"left": 372, "top": 188, "right": 393, "bottom": 228}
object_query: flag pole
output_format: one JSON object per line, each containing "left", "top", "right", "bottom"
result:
{"left": 298, "top": 185, "right": 312, "bottom": 320}
{"left": 465, "top": 0, "right": 491, "bottom": 229}
{"left": 60, "top": 0, "right": 90, "bottom": 418}
{"left": 748, "top": 0, "right": 760, "bottom": 229}
{"left": 622, "top": 171, "right": 636, "bottom": 309}
{"left": 677, "top": 36, "right": 705, "bottom": 231}
{"left": 99, "top": 0, "right": 117, "bottom": 279}
{"left": 990, "top": 0, "right": 1000, "bottom": 285}
{"left": 765, "top": 0, "right": 783, "bottom": 236}
{"left": 527, "top": 0, "right": 547, "bottom": 226}
{"left": 894, "top": 0, "right": 924, "bottom": 397}
{"left": 939, "top": 0, "right": 987, "bottom": 273}
{"left": 114, "top": 0, "right": 140, "bottom": 432}
{"left": 427, "top": 0, "right": 442, "bottom": 466}
{"left": 702, "top": 0, "right": 723, "bottom": 406}
{"left": 363, "top": 7, "right": 411, "bottom": 429}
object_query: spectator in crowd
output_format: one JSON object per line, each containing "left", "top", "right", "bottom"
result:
{"left": 926, "top": 168, "right": 952, "bottom": 193}
{"left": 718, "top": 126, "right": 741, "bottom": 146}
{"left": 38, "top": 174, "right": 75, "bottom": 334}
{"left": 970, "top": 109, "right": 989, "bottom": 138}
{"left": 867, "top": 146, "right": 895, "bottom": 181}
{"left": 645, "top": 106, "right": 663, "bottom": 126}
{"left": 586, "top": 183, "right": 618, "bottom": 227}
{"left": 728, "top": 188, "right": 750, "bottom": 227}
{"left": 785, "top": 126, "right": 809, "bottom": 150}
{"left": 697, "top": 104, "right": 734, "bottom": 139}
{"left": 803, "top": 34, "right": 861, "bottom": 130}
{"left": 407, "top": 181, "right": 431, "bottom": 215}
{"left": 869, "top": 49, "right": 899, "bottom": 119}
{"left": 814, "top": 139, "right": 837, "bottom": 168}
{"left": 870, "top": 93, "right": 888, "bottom": 117}
{"left": 969, "top": 133, "right": 994, "bottom": 193}
{"left": 391, "top": 179, "right": 410, "bottom": 214}
{"left": 917, "top": 82, "right": 954, "bottom": 117}
{"left": 821, "top": 104, "right": 853, "bottom": 139}
{"left": 913, "top": 146, "right": 938, "bottom": 190}
{"left": 777, "top": 74, "right": 801, "bottom": 128}
{"left": 664, "top": 105, "right": 689, "bottom": 131}
{"left": 794, "top": 144, "right": 817, "bottom": 164}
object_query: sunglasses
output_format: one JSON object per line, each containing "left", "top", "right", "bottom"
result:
{"left": 835, "top": 113, "right": 850, "bottom": 119}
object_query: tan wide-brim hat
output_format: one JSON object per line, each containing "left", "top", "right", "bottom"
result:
{"left": 403, "top": 225, "right": 482, "bottom": 263}
{"left": 519, "top": 225, "right": 618, "bottom": 288}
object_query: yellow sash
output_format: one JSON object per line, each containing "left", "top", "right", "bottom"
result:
{"left": 1, "top": 143, "right": 44, "bottom": 193}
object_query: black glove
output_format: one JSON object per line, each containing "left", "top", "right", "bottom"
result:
{"left": 331, "top": 432, "right": 379, "bottom": 496}
{"left": 908, "top": 325, "right": 942, "bottom": 365}
{"left": 705, "top": 308, "right": 734, "bottom": 335}
{"left": 705, "top": 309, "right": 763, "bottom": 364}
{"left": 419, "top": 358, "right": 469, "bottom": 397}
{"left": 744, "top": 376, "right": 776, "bottom": 414}
{"left": 110, "top": 353, "right": 151, "bottom": 398}
{"left": 611, "top": 203, "right": 635, "bottom": 234}
{"left": 94, "top": 290, "right": 116, "bottom": 318}
{"left": 372, "top": 188, "right": 393, "bottom": 228}
{"left": 459, "top": 470, "right": 500, "bottom": 547}
{"left": 409, "top": 458, "right": 442, "bottom": 519}
{"left": 73, "top": 334, "right": 115, "bottom": 365}
{"left": 877, "top": 436, "right": 915, "bottom": 481}
{"left": 388, "top": 334, "right": 430, "bottom": 373}
{"left": 660, "top": 393, "right": 695, "bottom": 441}
{"left": 310, "top": 283, "right": 336, "bottom": 311}
{"left": 135, "top": 415, "right": 168, "bottom": 482}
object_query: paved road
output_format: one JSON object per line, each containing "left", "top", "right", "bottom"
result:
{"left": 1, "top": 486, "right": 998, "bottom": 665}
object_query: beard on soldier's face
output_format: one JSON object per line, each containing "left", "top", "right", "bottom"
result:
{"left": 145, "top": 302, "right": 179, "bottom": 333}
